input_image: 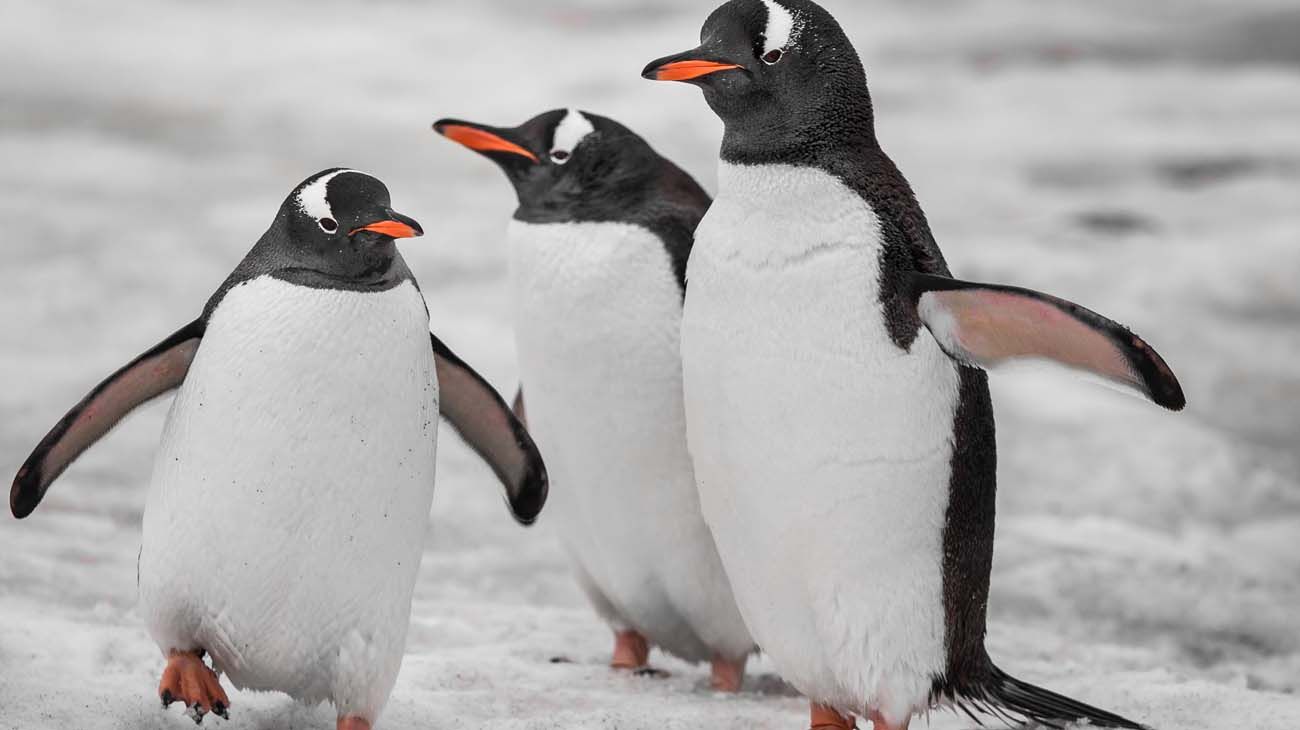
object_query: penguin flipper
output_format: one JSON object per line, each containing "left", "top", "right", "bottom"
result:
{"left": 511, "top": 387, "right": 526, "bottom": 426}
{"left": 11, "top": 319, "right": 205, "bottom": 518}
{"left": 909, "top": 273, "right": 1185, "bottom": 411}
{"left": 430, "top": 333, "right": 548, "bottom": 524}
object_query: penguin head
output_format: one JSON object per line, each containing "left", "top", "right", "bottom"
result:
{"left": 642, "top": 0, "right": 874, "bottom": 163}
{"left": 432, "top": 109, "right": 664, "bottom": 221}
{"left": 268, "top": 168, "right": 423, "bottom": 280}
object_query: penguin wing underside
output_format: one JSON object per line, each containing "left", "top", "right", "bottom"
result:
{"left": 910, "top": 273, "right": 1185, "bottom": 411}
{"left": 430, "top": 333, "right": 547, "bottom": 525}
{"left": 11, "top": 319, "right": 205, "bottom": 518}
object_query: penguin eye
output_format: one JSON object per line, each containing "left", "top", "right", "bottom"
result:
{"left": 550, "top": 149, "right": 571, "bottom": 164}
{"left": 318, "top": 217, "right": 338, "bottom": 233}
{"left": 762, "top": 48, "right": 784, "bottom": 64}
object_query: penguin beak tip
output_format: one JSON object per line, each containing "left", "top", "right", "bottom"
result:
{"left": 349, "top": 219, "right": 422, "bottom": 239}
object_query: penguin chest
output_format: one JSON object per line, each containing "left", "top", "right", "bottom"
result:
{"left": 681, "top": 162, "right": 960, "bottom": 711}
{"left": 139, "top": 276, "right": 438, "bottom": 694}
{"left": 504, "top": 220, "right": 719, "bottom": 638}
{"left": 505, "top": 220, "right": 689, "bottom": 502}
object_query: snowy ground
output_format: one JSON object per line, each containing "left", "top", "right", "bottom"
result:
{"left": 1, "top": 0, "right": 1298, "bottom": 728}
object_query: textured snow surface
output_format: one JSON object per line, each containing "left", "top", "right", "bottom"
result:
{"left": 1, "top": 0, "right": 1298, "bottom": 728}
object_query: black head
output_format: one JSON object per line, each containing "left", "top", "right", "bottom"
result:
{"left": 642, "top": 0, "right": 875, "bottom": 165}
{"left": 261, "top": 168, "right": 423, "bottom": 286}
{"left": 432, "top": 109, "right": 687, "bottom": 224}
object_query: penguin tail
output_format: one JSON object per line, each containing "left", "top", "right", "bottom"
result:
{"left": 944, "top": 662, "right": 1149, "bottom": 730}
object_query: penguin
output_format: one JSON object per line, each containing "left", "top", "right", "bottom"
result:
{"left": 10, "top": 169, "right": 548, "bottom": 730}
{"left": 643, "top": 2, "right": 1183, "bottom": 728}
{"left": 431, "top": 110, "right": 755, "bottom": 689}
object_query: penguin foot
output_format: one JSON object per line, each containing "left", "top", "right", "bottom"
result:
{"left": 159, "top": 649, "right": 229, "bottom": 723}
{"left": 709, "top": 654, "right": 747, "bottom": 692}
{"left": 810, "top": 702, "right": 856, "bottom": 730}
{"left": 610, "top": 629, "right": 650, "bottom": 670}
{"left": 337, "top": 715, "right": 371, "bottom": 730}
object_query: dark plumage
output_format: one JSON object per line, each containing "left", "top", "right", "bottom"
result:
{"left": 433, "top": 110, "right": 710, "bottom": 294}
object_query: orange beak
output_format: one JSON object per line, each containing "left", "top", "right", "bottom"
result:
{"left": 349, "top": 219, "right": 422, "bottom": 238}
{"left": 435, "top": 123, "right": 539, "bottom": 162}
{"left": 647, "top": 59, "right": 743, "bottom": 82}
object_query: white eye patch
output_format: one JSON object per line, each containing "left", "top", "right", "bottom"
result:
{"left": 761, "top": 0, "right": 796, "bottom": 55}
{"left": 296, "top": 168, "right": 365, "bottom": 224}
{"left": 549, "top": 109, "right": 594, "bottom": 164}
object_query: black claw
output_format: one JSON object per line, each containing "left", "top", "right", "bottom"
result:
{"left": 548, "top": 656, "right": 573, "bottom": 664}
{"left": 161, "top": 690, "right": 175, "bottom": 707}
{"left": 633, "top": 667, "right": 670, "bottom": 678}
{"left": 213, "top": 701, "right": 228, "bottom": 720}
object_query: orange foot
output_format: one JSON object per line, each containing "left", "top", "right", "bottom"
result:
{"left": 338, "top": 716, "right": 371, "bottom": 730}
{"left": 610, "top": 629, "right": 649, "bottom": 670}
{"left": 710, "top": 653, "right": 747, "bottom": 692}
{"left": 159, "top": 649, "right": 229, "bottom": 723}
{"left": 811, "top": 702, "right": 856, "bottom": 730}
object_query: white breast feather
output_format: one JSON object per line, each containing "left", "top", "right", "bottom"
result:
{"left": 682, "top": 161, "right": 961, "bottom": 722}
{"left": 506, "top": 219, "right": 753, "bottom": 663}
{"left": 137, "top": 276, "right": 437, "bottom": 719}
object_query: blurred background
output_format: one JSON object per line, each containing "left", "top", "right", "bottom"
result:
{"left": 1, "top": 0, "right": 1297, "bottom": 728}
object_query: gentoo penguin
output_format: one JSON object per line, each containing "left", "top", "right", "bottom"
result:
{"left": 432, "top": 110, "right": 755, "bottom": 689}
{"left": 10, "top": 169, "right": 548, "bottom": 730}
{"left": 644, "top": 2, "right": 1183, "bottom": 728}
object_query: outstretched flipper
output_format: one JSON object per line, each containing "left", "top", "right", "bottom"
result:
{"left": 910, "top": 273, "right": 1184, "bottom": 411}
{"left": 430, "top": 333, "right": 548, "bottom": 524}
{"left": 11, "top": 320, "right": 205, "bottom": 518}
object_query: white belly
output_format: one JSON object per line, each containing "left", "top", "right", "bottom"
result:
{"left": 682, "top": 163, "right": 960, "bottom": 717}
{"left": 138, "top": 276, "right": 438, "bottom": 716}
{"left": 508, "top": 220, "right": 751, "bottom": 662}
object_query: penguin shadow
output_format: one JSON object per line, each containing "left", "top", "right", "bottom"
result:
{"left": 123, "top": 697, "right": 329, "bottom": 730}
{"left": 545, "top": 652, "right": 673, "bottom": 680}
{"left": 241, "top": 700, "right": 335, "bottom": 730}
{"left": 736, "top": 671, "right": 800, "bottom": 698}
{"left": 545, "top": 652, "right": 797, "bottom": 697}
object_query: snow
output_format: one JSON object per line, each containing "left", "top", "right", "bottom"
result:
{"left": 1, "top": 0, "right": 1297, "bottom": 728}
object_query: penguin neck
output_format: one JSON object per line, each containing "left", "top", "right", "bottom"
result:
{"left": 717, "top": 90, "right": 880, "bottom": 175}
{"left": 510, "top": 150, "right": 661, "bottom": 226}
{"left": 203, "top": 230, "right": 416, "bottom": 321}
{"left": 270, "top": 256, "right": 412, "bottom": 292}
{"left": 717, "top": 96, "right": 947, "bottom": 277}
{"left": 256, "top": 224, "right": 412, "bottom": 290}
